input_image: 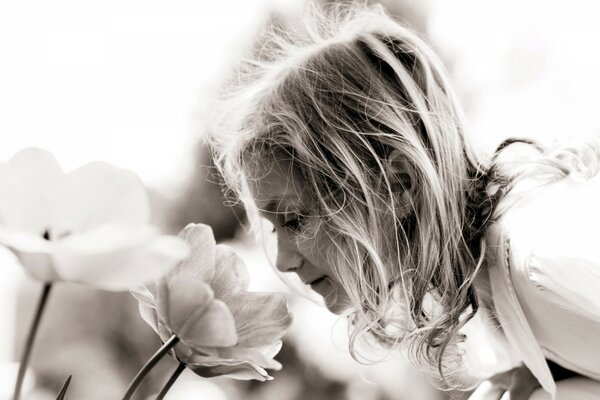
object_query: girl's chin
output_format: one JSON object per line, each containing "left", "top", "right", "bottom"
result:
{"left": 324, "top": 298, "right": 351, "bottom": 314}
{"left": 316, "top": 279, "right": 350, "bottom": 314}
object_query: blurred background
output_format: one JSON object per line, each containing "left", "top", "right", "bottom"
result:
{"left": 2, "top": 0, "right": 600, "bottom": 398}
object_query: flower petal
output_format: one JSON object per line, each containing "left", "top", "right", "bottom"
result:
{"left": 11, "top": 250, "right": 59, "bottom": 282}
{"left": 181, "top": 299, "right": 238, "bottom": 349}
{"left": 164, "top": 276, "right": 214, "bottom": 335}
{"left": 52, "top": 224, "right": 189, "bottom": 290}
{"left": 186, "top": 360, "right": 272, "bottom": 381}
{"left": 170, "top": 223, "right": 216, "bottom": 283}
{"left": 230, "top": 341, "right": 283, "bottom": 371}
{"left": 57, "top": 161, "right": 150, "bottom": 233}
{"left": 130, "top": 285, "right": 159, "bottom": 333}
{"left": 210, "top": 244, "right": 250, "bottom": 301}
{"left": 130, "top": 284, "right": 156, "bottom": 307}
{"left": 0, "top": 226, "right": 58, "bottom": 281}
{"left": 0, "top": 226, "right": 52, "bottom": 253}
{"left": 162, "top": 276, "right": 238, "bottom": 348}
{"left": 210, "top": 341, "right": 283, "bottom": 371}
{"left": 227, "top": 292, "right": 292, "bottom": 346}
{"left": 0, "top": 148, "right": 65, "bottom": 234}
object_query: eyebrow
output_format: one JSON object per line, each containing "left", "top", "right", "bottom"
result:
{"left": 261, "top": 199, "right": 280, "bottom": 213}
{"left": 259, "top": 196, "right": 300, "bottom": 214}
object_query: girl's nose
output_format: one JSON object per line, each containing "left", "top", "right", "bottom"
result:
{"left": 275, "top": 236, "right": 303, "bottom": 273}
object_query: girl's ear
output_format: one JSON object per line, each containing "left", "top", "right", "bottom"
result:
{"left": 385, "top": 149, "right": 416, "bottom": 218}
{"left": 385, "top": 149, "right": 414, "bottom": 193}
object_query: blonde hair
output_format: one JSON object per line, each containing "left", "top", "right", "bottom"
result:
{"left": 207, "top": 2, "right": 600, "bottom": 387}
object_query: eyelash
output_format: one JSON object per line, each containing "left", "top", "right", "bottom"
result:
{"left": 282, "top": 214, "right": 305, "bottom": 232}
{"left": 272, "top": 212, "right": 305, "bottom": 233}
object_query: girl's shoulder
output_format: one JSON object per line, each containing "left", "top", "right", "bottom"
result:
{"left": 500, "top": 172, "right": 600, "bottom": 255}
{"left": 479, "top": 173, "right": 600, "bottom": 396}
{"left": 493, "top": 173, "right": 600, "bottom": 320}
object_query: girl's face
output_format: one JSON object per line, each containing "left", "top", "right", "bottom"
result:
{"left": 247, "top": 158, "right": 351, "bottom": 313}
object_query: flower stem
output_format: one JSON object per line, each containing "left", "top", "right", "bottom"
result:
{"left": 121, "top": 335, "right": 179, "bottom": 400}
{"left": 55, "top": 375, "right": 72, "bottom": 400}
{"left": 156, "top": 362, "right": 186, "bottom": 400}
{"left": 13, "top": 282, "right": 53, "bottom": 400}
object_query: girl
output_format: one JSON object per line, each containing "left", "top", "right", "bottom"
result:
{"left": 208, "top": 4, "right": 600, "bottom": 399}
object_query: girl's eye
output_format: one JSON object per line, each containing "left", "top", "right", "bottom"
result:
{"left": 282, "top": 214, "right": 305, "bottom": 232}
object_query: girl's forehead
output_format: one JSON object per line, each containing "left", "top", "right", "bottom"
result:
{"left": 247, "top": 158, "right": 306, "bottom": 212}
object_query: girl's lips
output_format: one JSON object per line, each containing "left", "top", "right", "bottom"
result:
{"left": 309, "top": 276, "right": 332, "bottom": 297}
{"left": 307, "top": 276, "right": 348, "bottom": 314}
{"left": 309, "top": 276, "right": 326, "bottom": 286}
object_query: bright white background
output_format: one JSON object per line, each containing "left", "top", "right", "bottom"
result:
{"left": 0, "top": 0, "right": 301, "bottom": 190}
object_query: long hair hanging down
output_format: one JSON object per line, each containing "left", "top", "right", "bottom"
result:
{"left": 207, "top": 2, "right": 600, "bottom": 388}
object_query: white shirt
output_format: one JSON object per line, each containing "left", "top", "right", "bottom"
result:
{"left": 484, "top": 172, "right": 600, "bottom": 398}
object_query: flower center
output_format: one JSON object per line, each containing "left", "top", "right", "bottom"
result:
{"left": 41, "top": 227, "right": 72, "bottom": 241}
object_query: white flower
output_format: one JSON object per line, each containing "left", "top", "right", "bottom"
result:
{"left": 132, "top": 223, "right": 292, "bottom": 381}
{"left": 0, "top": 148, "right": 189, "bottom": 290}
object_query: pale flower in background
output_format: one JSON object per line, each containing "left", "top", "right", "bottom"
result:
{"left": 132, "top": 223, "right": 293, "bottom": 381}
{"left": 0, "top": 147, "right": 189, "bottom": 290}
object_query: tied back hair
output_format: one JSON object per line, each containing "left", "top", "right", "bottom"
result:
{"left": 207, "top": 3, "right": 600, "bottom": 388}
